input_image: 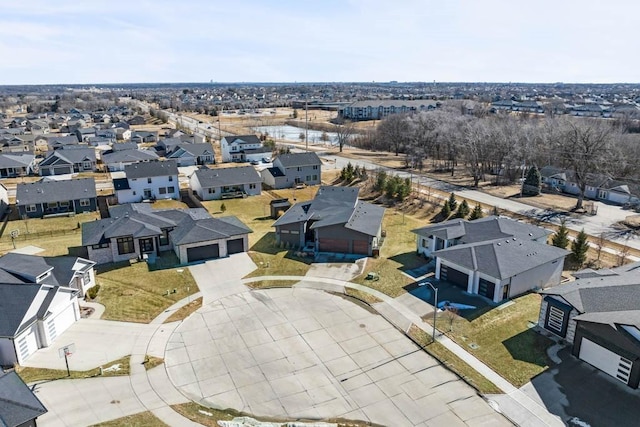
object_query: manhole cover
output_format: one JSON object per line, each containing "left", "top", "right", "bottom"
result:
{"left": 469, "top": 343, "right": 479, "bottom": 350}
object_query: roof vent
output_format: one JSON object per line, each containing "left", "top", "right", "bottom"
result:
{"left": 497, "top": 242, "right": 501, "bottom": 246}
{"left": 529, "top": 233, "right": 533, "bottom": 236}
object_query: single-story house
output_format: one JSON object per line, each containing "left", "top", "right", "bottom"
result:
{"left": 412, "top": 216, "right": 568, "bottom": 302}
{"left": 0, "top": 371, "right": 48, "bottom": 425}
{"left": 190, "top": 165, "right": 261, "bottom": 201}
{"left": 47, "top": 135, "right": 82, "bottom": 150}
{"left": 75, "top": 127, "right": 97, "bottom": 142}
{"left": 102, "top": 148, "right": 159, "bottom": 172}
{"left": 82, "top": 203, "right": 252, "bottom": 265}
{"left": 16, "top": 178, "right": 97, "bottom": 218}
{"left": 0, "top": 183, "right": 8, "bottom": 215}
{"left": 167, "top": 143, "right": 215, "bottom": 166}
{"left": 114, "top": 160, "right": 179, "bottom": 204}
{"left": 38, "top": 147, "right": 96, "bottom": 176}
{"left": 539, "top": 262, "right": 640, "bottom": 388}
{"left": 130, "top": 130, "right": 158, "bottom": 144}
{"left": 261, "top": 152, "right": 322, "bottom": 189}
{"left": 0, "top": 152, "right": 35, "bottom": 177}
{"left": 273, "top": 186, "right": 384, "bottom": 256}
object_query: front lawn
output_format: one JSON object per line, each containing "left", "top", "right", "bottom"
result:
{"left": 90, "top": 412, "right": 168, "bottom": 427}
{"left": 432, "top": 293, "right": 554, "bottom": 387}
{"left": 96, "top": 260, "right": 199, "bottom": 323}
{"left": 17, "top": 356, "right": 131, "bottom": 383}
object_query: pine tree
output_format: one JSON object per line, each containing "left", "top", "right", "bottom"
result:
{"left": 572, "top": 229, "right": 589, "bottom": 267}
{"left": 440, "top": 200, "right": 451, "bottom": 219}
{"left": 551, "top": 221, "right": 570, "bottom": 249}
{"left": 374, "top": 170, "right": 387, "bottom": 191}
{"left": 455, "top": 200, "right": 470, "bottom": 218}
{"left": 447, "top": 193, "right": 458, "bottom": 211}
{"left": 468, "top": 203, "right": 484, "bottom": 220}
{"left": 397, "top": 178, "right": 411, "bottom": 201}
{"left": 220, "top": 203, "right": 227, "bottom": 213}
{"left": 522, "top": 165, "right": 542, "bottom": 196}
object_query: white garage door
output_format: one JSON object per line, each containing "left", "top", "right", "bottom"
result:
{"left": 47, "top": 303, "right": 77, "bottom": 343}
{"left": 16, "top": 325, "right": 39, "bottom": 363}
{"left": 579, "top": 338, "right": 632, "bottom": 384}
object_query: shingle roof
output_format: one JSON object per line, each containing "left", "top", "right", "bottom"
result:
{"left": 0, "top": 283, "right": 41, "bottom": 337}
{"left": 16, "top": 178, "right": 96, "bottom": 205}
{"left": 276, "top": 152, "right": 321, "bottom": 168}
{"left": 168, "top": 143, "right": 213, "bottom": 157}
{"left": 0, "top": 153, "right": 34, "bottom": 169}
{"left": 0, "top": 253, "right": 93, "bottom": 287}
{"left": 124, "top": 160, "right": 178, "bottom": 178}
{"left": 103, "top": 149, "right": 158, "bottom": 164}
{"left": 412, "top": 216, "right": 550, "bottom": 243}
{"left": 0, "top": 371, "right": 48, "bottom": 426}
{"left": 39, "top": 147, "right": 95, "bottom": 167}
{"left": 222, "top": 135, "right": 261, "bottom": 145}
{"left": 193, "top": 166, "right": 261, "bottom": 188}
{"left": 170, "top": 215, "right": 252, "bottom": 245}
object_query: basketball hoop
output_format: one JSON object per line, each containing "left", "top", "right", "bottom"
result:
{"left": 58, "top": 343, "right": 76, "bottom": 376}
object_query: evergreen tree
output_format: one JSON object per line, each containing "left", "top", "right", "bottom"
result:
{"left": 551, "top": 221, "right": 570, "bottom": 249}
{"left": 440, "top": 200, "right": 451, "bottom": 219}
{"left": 455, "top": 200, "right": 470, "bottom": 218}
{"left": 522, "top": 165, "right": 542, "bottom": 196}
{"left": 385, "top": 175, "right": 400, "bottom": 199}
{"left": 572, "top": 229, "right": 589, "bottom": 266}
{"left": 468, "top": 203, "right": 484, "bottom": 220}
{"left": 447, "top": 193, "right": 458, "bottom": 211}
{"left": 397, "top": 178, "right": 411, "bottom": 201}
{"left": 374, "top": 170, "right": 387, "bottom": 191}
{"left": 220, "top": 203, "right": 227, "bottom": 213}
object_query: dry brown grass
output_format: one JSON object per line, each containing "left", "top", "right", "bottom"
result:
{"left": 90, "top": 412, "right": 168, "bottom": 427}
{"left": 164, "top": 297, "right": 203, "bottom": 323}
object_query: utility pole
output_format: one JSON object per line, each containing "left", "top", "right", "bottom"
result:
{"left": 520, "top": 161, "right": 526, "bottom": 198}
{"left": 305, "top": 100, "right": 308, "bottom": 152}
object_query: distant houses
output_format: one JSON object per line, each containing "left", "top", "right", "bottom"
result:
{"left": 339, "top": 100, "right": 440, "bottom": 121}
{"left": 261, "top": 152, "right": 322, "bottom": 189}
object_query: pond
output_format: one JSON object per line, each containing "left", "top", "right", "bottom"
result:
{"left": 252, "top": 125, "right": 353, "bottom": 148}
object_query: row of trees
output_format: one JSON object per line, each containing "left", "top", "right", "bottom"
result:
{"left": 438, "top": 193, "right": 484, "bottom": 221}
{"left": 354, "top": 107, "right": 640, "bottom": 209}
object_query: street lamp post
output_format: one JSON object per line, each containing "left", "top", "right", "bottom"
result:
{"left": 422, "top": 281, "right": 438, "bottom": 342}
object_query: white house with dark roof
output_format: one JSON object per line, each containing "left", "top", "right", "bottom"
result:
{"left": 82, "top": 203, "right": 252, "bottom": 264}
{"left": 261, "top": 152, "right": 322, "bottom": 189}
{"left": 190, "top": 166, "right": 261, "bottom": 201}
{"left": 273, "top": 186, "right": 384, "bottom": 256}
{"left": 167, "top": 143, "right": 215, "bottom": 166}
{"left": 539, "top": 262, "right": 640, "bottom": 388}
{"left": 413, "top": 216, "right": 568, "bottom": 302}
{"left": 38, "top": 147, "right": 96, "bottom": 176}
{"left": 220, "top": 135, "right": 263, "bottom": 162}
{"left": 114, "top": 160, "right": 179, "bottom": 204}
{"left": 16, "top": 178, "right": 97, "bottom": 218}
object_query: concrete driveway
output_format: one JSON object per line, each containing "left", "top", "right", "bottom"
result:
{"left": 33, "top": 376, "right": 146, "bottom": 427}
{"left": 165, "top": 287, "right": 509, "bottom": 427}
{"left": 306, "top": 258, "right": 366, "bottom": 282}
{"left": 188, "top": 253, "right": 257, "bottom": 304}
{"left": 22, "top": 319, "right": 158, "bottom": 371}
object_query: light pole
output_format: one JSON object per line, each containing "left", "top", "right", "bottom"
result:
{"left": 422, "top": 281, "right": 438, "bottom": 342}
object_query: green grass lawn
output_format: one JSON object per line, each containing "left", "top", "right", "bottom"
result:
{"left": 351, "top": 210, "right": 427, "bottom": 297}
{"left": 96, "top": 260, "right": 199, "bottom": 323}
{"left": 90, "top": 412, "right": 169, "bottom": 427}
{"left": 433, "top": 293, "right": 553, "bottom": 387}
{"left": 17, "top": 356, "right": 131, "bottom": 383}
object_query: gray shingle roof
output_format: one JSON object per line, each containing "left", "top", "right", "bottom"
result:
{"left": 193, "top": 166, "right": 261, "bottom": 188}
{"left": 168, "top": 143, "right": 213, "bottom": 157}
{"left": 39, "top": 147, "right": 95, "bottom": 167}
{"left": 0, "top": 153, "right": 34, "bottom": 169}
{"left": 124, "top": 160, "right": 178, "bottom": 178}
{"left": 275, "top": 152, "right": 321, "bottom": 168}
{"left": 0, "top": 283, "right": 41, "bottom": 337}
{"left": 0, "top": 253, "right": 93, "bottom": 288}
{"left": 412, "top": 216, "right": 550, "bottom": 243}
{"left": 103, "top": 149, "right": 158, "bottom": 164}
{"left": 222, "top": 135, "right": 261, "bottom": 145}
{"left": 16, "top": 178, "right": 96, "bottom": 205}
{"left": 0, "top": 371, "right": 48, "bottom": 426}
{"left": 170, "top": 215, "right": 252, "bottom": 245}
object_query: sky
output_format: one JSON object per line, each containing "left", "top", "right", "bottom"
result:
{"left": 1, "top": 0, "right": 638, "bottom": 85}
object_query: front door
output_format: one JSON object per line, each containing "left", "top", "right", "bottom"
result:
{"left": 139, "top": 238, "right": 154, "bottom": 254}
{"left": 143, "top": 188, "right": 152, "bottom": 199}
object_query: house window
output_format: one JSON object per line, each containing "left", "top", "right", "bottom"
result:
{"left": 46, "top": 202, "right": 58, "bottom": 209}
{"left": 249, "top": 183, "right": 256, "bottom": 189}
{"left": 139, "top": 238, "right": 154, "bottom": 253}
{"left": 59, "top": 201, "right": 70, "bottom": 208}
{"left": 133, "top": 191, "right": 137, "bottom": 196}
{"left": 159, "top": 187, "right": 167, "bottom": 194}
{"left": 208, "top": 188, "right": 215, "bottom": 194}
{"left": 147, "top": 178, "right": 152, "bottom": 184}
{"left": 80, "top": 199, "right": 90, "bottom": 207}
{"left": 313, "top": 165, "right": 318, "bottom": 170}
{"left": 546, "top": 306, "right": 565, "bottom": 334}
{"left": 297, "top": 167, "right": 302, "bottom": 171}
{"left": 26, "top": 204, "right": 37, "bottom": 212}
{"left": 422, "top": 239, "right": 427, "bottom": 248}
{"left": 312, "top": 175, "right": 317, "bottom": 180}
{"left": 117, "top": 236, "right": 135, "bottom": 255}
{"left": 168, "top": 186, "right": 175, "bottom": 193}
{"left": 159, "top": 229, "right": 169, "bottom": 246}
{"left": 306, "top": 175, "right": 311, "bottom": 181}
{"left": 83, "top": 271, "right": 91, "bottom": 284}
{"left": 83, "top": 161, "right": 92, "bottom": 169}
{"left": 169, "top": 176, "right": 173, "bottom": 182}
{"left": 91, "top": 242, "right": 109, "bottom": 249}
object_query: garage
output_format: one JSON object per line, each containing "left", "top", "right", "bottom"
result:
{"left": 319, "top": 238, "right": 349, "bottom": 253}
{"left": 439, "top": 264, "right": 469, "bottom": 290}
{"left": 47, "top": 303, "right": 77, "bottom": 343}
{"left": 478, "top": 278, "right": 496, "bottom": 300}
{"left": 187, "top": 243, "right": 219, "bottom": 263}
{"left": 579, "top": 338, "right": 632, "bottom": 385}
{"left": 352, "top": 240, "right": 369, "bottom": 255}
{"left": 16, "top": 325, "right": 39, "bottom": 363}
{"left": 227, "top": 238, "right": 244, "bottom": 255}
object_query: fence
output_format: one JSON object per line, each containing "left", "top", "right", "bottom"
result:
{"left": 2, "top": 228, "right": 81, "bottom": 243}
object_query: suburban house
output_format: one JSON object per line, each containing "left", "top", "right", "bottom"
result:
{"left": 0, "top": 152, "right": 36, "bottom": 177}
{"left": 220, "top": 135, "right": 263, "bottom": 162}
{"left": 114, "top": 160, "right": 179, "bottom": 204}
{"left": 75, "top": 127, "right": 97, "bottom": 142}
{"left": 0, "top": 135, "right": 34, "bottom": 153}
{"left": 167, "top": 143, "right": 215, "bottom": 166}
{"left": 16, "top": 178, "right": 97, "bottom": 219}
{"left": 0, "top": 183, "right": 8, "bottom": 214}
{"left": 261, "top": 152, "right": 322, "bottom": 189}
{"left": 0, "top": 252, "right": 96, "bottom": 298}
{"left": 538, "top": 262, "right": 640, "bottom": 388}
{"left": 130, "top": 130, "right": 158, "bottom": 144}
{"left": 190, "top": 165, "right": 262, "bottom": 201}
{"left": 0, "top": 371, "right": 48, "bottom": 425}
{"left": 273, "top": 186, "right": 385, "bottom": 256}
{"left": 339, "top": 99, "right": 440, "bottom": 121}
{"left": 102, "top": 148, "right": 159, "bottom": 172}
{"left": 540, "top": 166, "right": 640, "bottom": 206}
{"left": 127, "top": 115, "right": 146, "bottom": 126}
{"left": 38, "top": 147, "right": 96, "bottom": 176}
{"left": 47, "top": 135, "right": 82, "bottom": 150}
{"left": 82, "top": 203, "right": 252, "bottom": 264}
{"left": 412, "top": 216, "right": 569, "bottom": 302}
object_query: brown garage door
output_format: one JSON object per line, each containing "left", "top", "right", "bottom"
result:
{"left": 352, "top": 240, "right": 369, "bottom": 255}
{"left": 318, "top": 238, "right": 349, "bottom": 253}
{"left": 440, "top": 264, "right": 468, "bottom": 289}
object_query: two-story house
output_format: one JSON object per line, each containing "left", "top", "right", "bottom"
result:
{"left": 220, "top": 135, "right": 264, "bottom": 162}
{"left": 190, "top": 165, "right": 261, "bottom": 201}
{"left": 114, "top": 160, "right": 179, "bottom": 203}
{"left": 261, "top": 152, "right": 322, "bottom": 189}
{"left": 166, "top": 143, "right": 215, "bottom": 166}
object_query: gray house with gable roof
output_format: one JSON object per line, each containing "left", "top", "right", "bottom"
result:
{"left": 190, "top": 166, "right": 261, "bottom": 201}
{"left": 16, "top": 178, "right": 97, "bottom": 218}
{"left": 413, "top": 216, "right": 568, "bottom": 302}
{"left": 261, "top": 152, "right": 322, "bottom": 189}
{"left": 273, "top": 186, "right": 384, "bottom": 256}
{"left": 38, "top": 147, "right": 96, "bottom": 176}
{"left": 539, "top": 262, "right": 640, "bottom": 388}
{"left": 114, "top": 160, "right": 179, "bottom": 204}
{"left": 0, "top": 152, "right": 35, "bottom": 177}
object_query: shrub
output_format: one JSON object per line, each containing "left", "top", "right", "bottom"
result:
{"left": 86, "top": 284, "right": 100, "bottom": 300}
{"left": 551, "top": 221, "right": 570, "bottom": 249}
